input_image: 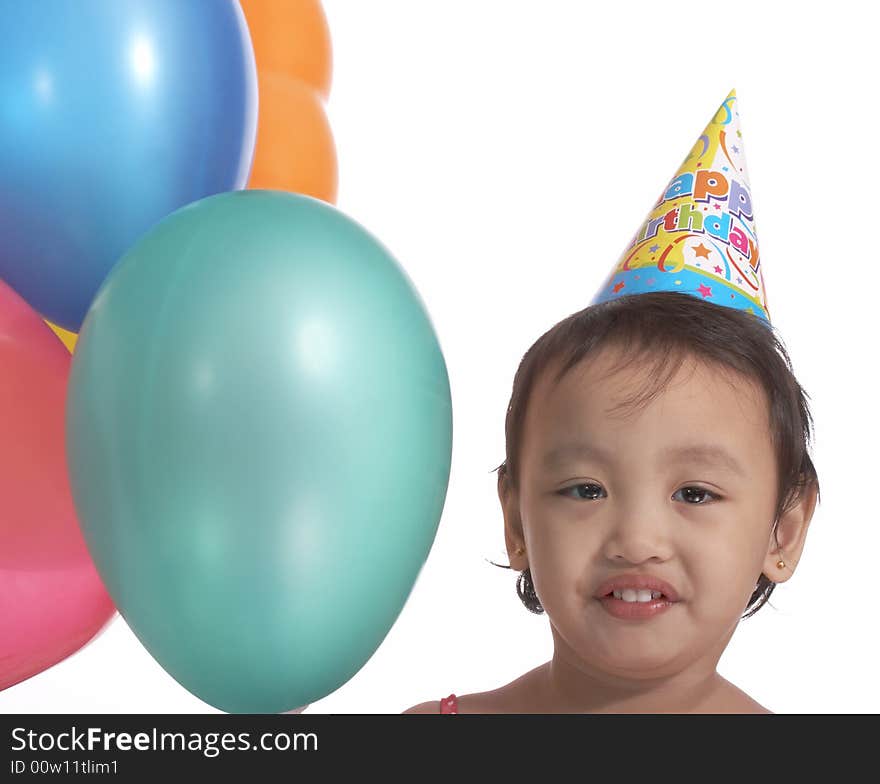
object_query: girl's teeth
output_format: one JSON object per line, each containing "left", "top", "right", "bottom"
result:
{"left": 612, "top": 589, "right": 663, "bottom": 602}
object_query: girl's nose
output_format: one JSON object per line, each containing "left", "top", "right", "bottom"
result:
{"left": 600, "top": 497, "right": 675, "bottom": 565}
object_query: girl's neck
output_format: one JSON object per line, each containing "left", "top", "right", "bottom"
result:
{"left": 528, "top": 655, "right": 732, "bottom": 714}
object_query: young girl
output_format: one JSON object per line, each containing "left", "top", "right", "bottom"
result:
{"left": 405, "top": 291, "right": 818, "bottom": 713}
{"left": 403, "top": 90, "right": 820, "bottom": 714}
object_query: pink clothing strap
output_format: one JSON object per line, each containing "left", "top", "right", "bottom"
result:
{"left": 439, "top": 694, "right": 458, "bottom": 714}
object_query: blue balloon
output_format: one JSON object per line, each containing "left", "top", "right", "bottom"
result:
{"left": 0, "top": 0, "right": 257, "bottom": 331}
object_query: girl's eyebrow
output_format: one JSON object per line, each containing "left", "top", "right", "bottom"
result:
{"left": 542, "top": 442, "right": 612, "bottom": 469}
{"left": 541, "top": 442, "right": 746, "bottom": 477}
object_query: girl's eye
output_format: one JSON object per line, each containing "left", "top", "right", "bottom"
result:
{"left": 672, "top": 486, "right": 719, "bottom": 505}
{"left": 559, "top": 483, "right": 606, "bottom": 501}
{"left": 557, "top": 484, "right": 719, "bottom": 504}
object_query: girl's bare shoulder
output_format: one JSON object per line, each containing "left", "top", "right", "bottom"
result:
{"left": 711, "top": 678, "right": 774, "bottom": 714}
{"left": 401, "top": 689, "right": 512, "bottom": 714}
{"left": 401, "top": 700, "right": 442, "bottom": 714}
{"left": 401, "top": 664, "right": 550, "bottom": 714}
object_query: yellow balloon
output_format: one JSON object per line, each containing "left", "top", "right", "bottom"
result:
{"left": 45, "top": 320, "right": 78, "bottom": 353}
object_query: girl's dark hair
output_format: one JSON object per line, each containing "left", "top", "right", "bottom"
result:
{"left": 490, "top": 291, "right": 820, "bottom": 620}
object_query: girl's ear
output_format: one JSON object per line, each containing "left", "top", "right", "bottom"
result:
{"left": 764, "top": 479, "right": 819, "bottom": 583}
{"left": 498, "top": 469, "right": 527, "bottom": 569}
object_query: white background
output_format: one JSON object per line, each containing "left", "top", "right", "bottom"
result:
{"left": 2, "top": 0, "right": 876, "bottom": 714}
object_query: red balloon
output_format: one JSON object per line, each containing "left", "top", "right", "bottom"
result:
{"left": 0, "top": 279, "right": 115, "bottom": 691}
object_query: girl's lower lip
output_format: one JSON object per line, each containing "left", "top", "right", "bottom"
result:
{"left": 597, "top": 594, "right": 678, "bottom": 620}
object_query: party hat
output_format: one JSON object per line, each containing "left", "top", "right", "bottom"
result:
{"left": 591, "top": 89, "right": 769, "bottom": 321}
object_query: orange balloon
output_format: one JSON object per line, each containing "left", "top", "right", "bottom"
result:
{"left": 247, "top": 71, "right": 338, "bottom": 203}
{"left": 239, "top": 0, "right": 332, "bottom": 100}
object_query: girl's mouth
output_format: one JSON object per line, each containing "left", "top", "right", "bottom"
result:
{"left": 597, "top": 592, "right": 678, "bottom": 620}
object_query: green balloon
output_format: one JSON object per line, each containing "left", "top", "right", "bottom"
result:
{"left": 66, "top": 191, "right": 453, "bottom": 713}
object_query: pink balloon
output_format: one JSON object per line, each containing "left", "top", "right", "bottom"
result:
{"left": 0, "top": 279, "right": 115, "bottom": 691}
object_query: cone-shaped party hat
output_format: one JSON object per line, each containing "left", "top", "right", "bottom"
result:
{"left": 591, "top": 89, "right": 769, "bottom": 321}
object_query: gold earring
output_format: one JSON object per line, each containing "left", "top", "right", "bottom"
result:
{"left": 514, "top": 546, "right": 525, "bottom": 556}
{"left": 776, "top": 552, "right": 786, "bottom": 569}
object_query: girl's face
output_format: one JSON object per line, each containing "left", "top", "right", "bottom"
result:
{"left": 503, "top": 346, "right": 795, "bottom": 679}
